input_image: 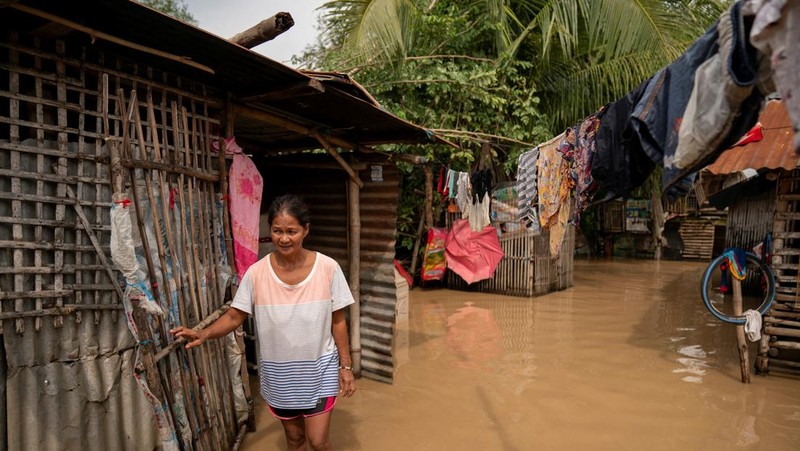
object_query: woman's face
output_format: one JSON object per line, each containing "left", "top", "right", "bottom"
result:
{"left": 270, "top": 212, "right": 309, "bottom": 258}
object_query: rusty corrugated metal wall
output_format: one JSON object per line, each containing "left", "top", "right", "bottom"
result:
{"left": 257, "top": 158, "right": 401, "bottom": 382}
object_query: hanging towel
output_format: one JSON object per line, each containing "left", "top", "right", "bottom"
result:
{"left": 226, "top": 138, "right": 263, "bottom": 277}
{"left": 743, "top": 309, "right": 762, "bottom": 341}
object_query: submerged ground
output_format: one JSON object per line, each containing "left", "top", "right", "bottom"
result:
{"left": 242, "top": 258, "right": 800, "bottom": 450}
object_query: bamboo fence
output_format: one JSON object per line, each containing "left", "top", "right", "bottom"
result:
{"left": 0, "top": 31, "right": 248, "bottom": 449}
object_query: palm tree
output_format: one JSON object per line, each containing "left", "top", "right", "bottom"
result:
{"left": 313, "top": 0, "right": 730, "bottom": 132}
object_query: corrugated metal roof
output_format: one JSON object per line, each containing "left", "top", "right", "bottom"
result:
{"left": 3, "top": 0, "right": 453, "bottom": 152}
{"left": 705, "top": 100, "right": 798, "bottom": 175}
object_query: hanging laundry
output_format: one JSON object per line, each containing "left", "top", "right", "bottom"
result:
{"left": 630, "top": 19, "right": 719, "bottom": 199}
{"left": 573, "top": 113, "right": 600, "bottom": 223}
{"left": 673, "top": 1, "right": 773, "bottom": 178}
{"left": 469, "top": 169, "right": 493, "bottom": 232}
{"left": 745, "top": 0, "right": 800, "bottom": 153}
{"left": 456, "top": 171, "right": 472, "bottom": 219}
{"left": 516, "top": 147, "right": 541, "bottom": 234}
{"left": 225, "top": 138, "right": 263, "bottom": 277}
{"left": 592, "top": 77, "right": 655, "bottom": 200}
{"left": 538, "top": 134, "right": 572, "bottom": 256}
{"left": 437, "top": 165, "right": 447, "bottom": 197}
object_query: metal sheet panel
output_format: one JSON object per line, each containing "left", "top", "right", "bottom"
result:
{"left": 3, "top": 314, "right": 158, "bottom": 451}
{"left": 705, "top": 100, "right": 797, "bottom": 175}
{"left": 358, "top": 163, "right": 400, "bottom": 383}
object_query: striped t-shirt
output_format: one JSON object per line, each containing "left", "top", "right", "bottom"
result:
{"left": 231, "top": 252, "right": 355, "bottom": 409}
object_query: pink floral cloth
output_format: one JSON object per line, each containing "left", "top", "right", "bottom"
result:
{"left": 225, "top": 138, "right": 263, "bottom": 277}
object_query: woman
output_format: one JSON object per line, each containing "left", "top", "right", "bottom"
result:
{"left": 171, "top": 194, "right": 357, "bottom": 451}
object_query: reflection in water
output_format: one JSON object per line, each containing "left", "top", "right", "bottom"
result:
{"left": 242, "top": 259, "right": 800, "bottom": 451}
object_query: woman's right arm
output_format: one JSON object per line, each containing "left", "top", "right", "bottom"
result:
{"left": 169, "top": 307, "right": 248, "bottom": 350}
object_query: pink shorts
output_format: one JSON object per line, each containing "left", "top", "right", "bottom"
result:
{"left": 268, "top": 396, "right": 337, "bottom": 420}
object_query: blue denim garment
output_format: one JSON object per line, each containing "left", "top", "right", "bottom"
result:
{"left": 630, "top": 20, "right": 719, "bottom": 199}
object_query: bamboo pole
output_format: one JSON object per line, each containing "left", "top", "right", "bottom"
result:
{"left": 408, "top": 213, "right": 425, "bottom": 284}
{"left": 313, "top": 134, "right": 364, "bottom": 189}
{"left": 732, "top": 278, "right": 751, "bottom": 383}
{"left": 348, "top": 175, "right": 362, "bottom": 376}
{"left": 221, "top": 95, "right": 256, "bottom": 431}
{"left": 171, "top": 102, "right": 214, "bottom": 449}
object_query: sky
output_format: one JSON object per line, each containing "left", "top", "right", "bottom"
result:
{"left": 189, "top": 0, "right": 328, "bottom": 65}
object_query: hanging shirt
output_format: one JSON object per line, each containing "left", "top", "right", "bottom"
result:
{"left": 469, "top": 170, "right": 493, "bottom": 231}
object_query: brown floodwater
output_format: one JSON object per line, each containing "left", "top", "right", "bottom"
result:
{"left": 241, "top": 258, "right": 800, "bottom": 450}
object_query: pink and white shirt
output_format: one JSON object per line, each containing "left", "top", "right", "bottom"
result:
{"left": 231, "top": 252, "right": 354, "bottom": 409}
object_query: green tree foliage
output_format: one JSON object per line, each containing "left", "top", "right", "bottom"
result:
{"left": 139, "top": 0, "right": 197, "bottom": 25}
{"left": 298, "top": 0, "right": 729, "bottom": 261}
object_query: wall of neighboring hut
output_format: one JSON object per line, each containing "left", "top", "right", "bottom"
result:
{"left": 256, "top": 158, "right": 402, "bottom": 382}
{"left": 760, "top": 169, "right": 800, "bottom": 375}
{"left": 0, "top": 28, "right": 240, "bottom": 449}
{"left": 724, "top": 186, "right": 776, "bottom": 251}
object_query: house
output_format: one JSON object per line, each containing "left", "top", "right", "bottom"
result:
{"left": 0, "top": 0, "right": 448, "bottom": 449}
{"left": 699, "top": 99, "right": 800, "bottom": 377}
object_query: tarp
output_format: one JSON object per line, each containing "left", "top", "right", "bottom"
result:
{"left": 445, "top": 219, "right": 505, "bottom": 284}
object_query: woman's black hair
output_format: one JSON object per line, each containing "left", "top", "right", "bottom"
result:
{"left": 268, "top": 194, "right": 311, "bottom": 227}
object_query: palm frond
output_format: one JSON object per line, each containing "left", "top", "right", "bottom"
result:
{"left": 321, "top": 0, "right": 420, "bottom": 64}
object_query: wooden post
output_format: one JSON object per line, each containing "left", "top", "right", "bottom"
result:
{"left": 408, "top": 213, "right": 425, "bottom": 284}
{"left": 228, "top": 12, "right": 295, "bottom": 49}
{"left": 423, "top": 164, "right": 433, "bottom": 229}
{"left": 348, "top": 175, "right": 362, "bottom": 375}
{"left": 732, "top": 278, "right": 751, "bottom": 383}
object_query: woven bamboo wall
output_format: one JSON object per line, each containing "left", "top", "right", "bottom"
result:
{"left": 0, "top": 29, "right": 247, "bottom": 450}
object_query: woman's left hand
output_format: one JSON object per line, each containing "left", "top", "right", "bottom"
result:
{"left": 339, "top": 368, "right": 357, "bottom": 398}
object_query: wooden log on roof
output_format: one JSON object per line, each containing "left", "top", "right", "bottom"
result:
{"left": 229, "top": 12, "right": 295, "bottom": 49}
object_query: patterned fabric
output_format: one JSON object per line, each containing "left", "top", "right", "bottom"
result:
{"left": 231, "top": 252, "right": 354, "bottom": 409}
{"left": 516, "top": 147, "right": 541, "bottom": 233}
{"left": 574, "top": 114, "right": 600, "bottom": 222}
{"left": 538, "top": 133, "right": 573, "bottom": 256}
{"left": 226, "top": 138, "right": 263, "bottom": 277}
